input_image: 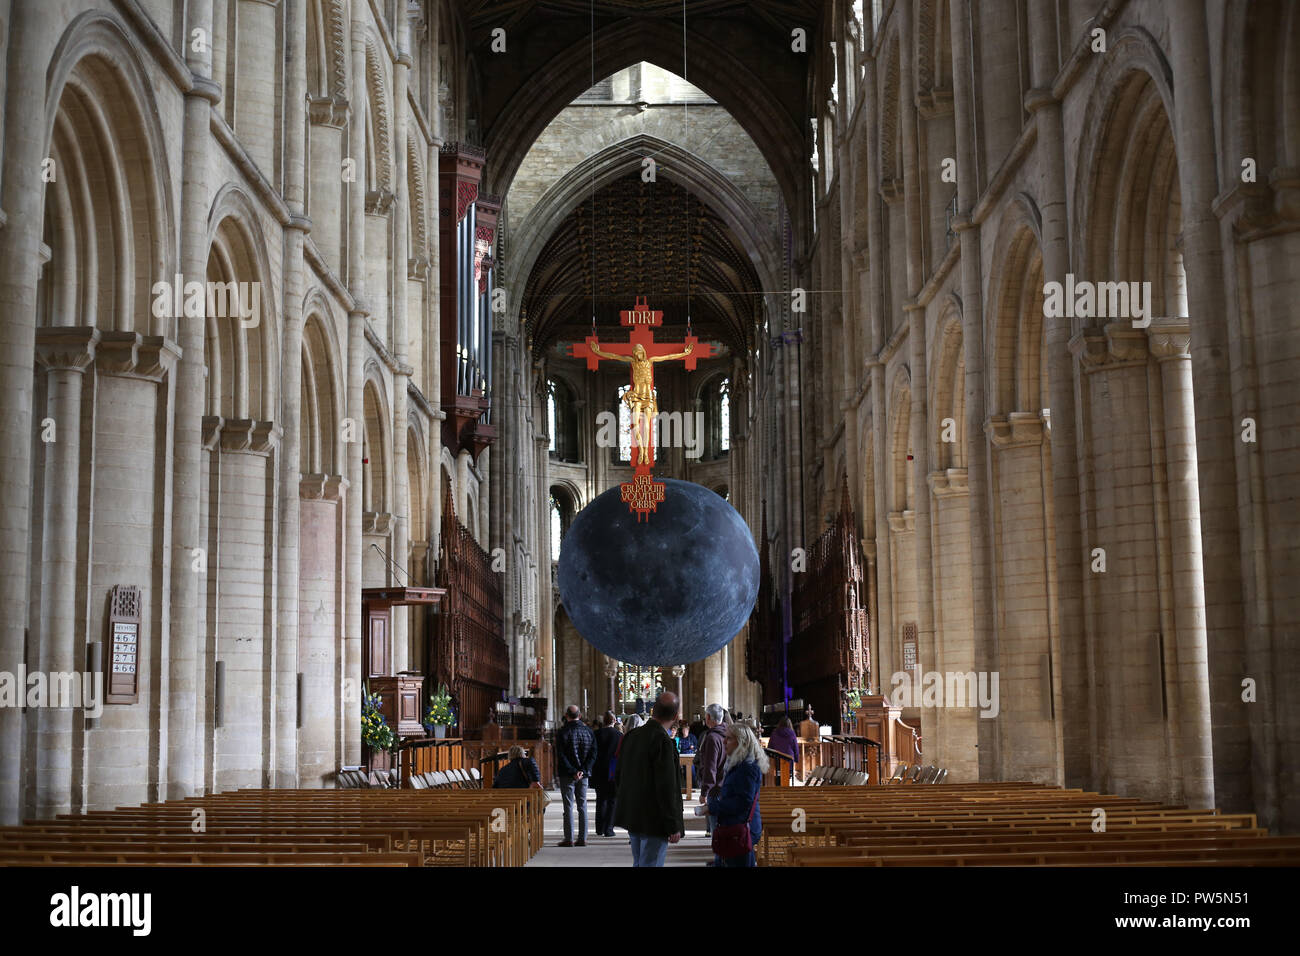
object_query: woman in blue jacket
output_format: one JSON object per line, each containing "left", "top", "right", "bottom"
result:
{"left": 706, "top": 723, "right": 767, "bottom": 867}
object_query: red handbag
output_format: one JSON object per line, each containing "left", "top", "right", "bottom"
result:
{"left": 710, "top": 790, "right": 759, "bottom": 859}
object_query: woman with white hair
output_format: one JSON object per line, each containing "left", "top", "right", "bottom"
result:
{"left": 706, "top": 723, "right": 768, "bottom": 867}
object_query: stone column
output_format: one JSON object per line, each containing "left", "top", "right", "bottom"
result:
{"left": 390, "top": 9, "right": 412, "bottom": 674}
{"left": 274, "top": 0, "right": 309, "bottom": 790}
{"left": 33, "top": 328, "right": 98, "bottom": 816}
{"left": 1148, "top": 319, "right": 1214, "bottom": 809}
{"left": 605, "top": 658, "right": 618, "bottom": 714}
{"left": 672, "top": 665, "right": 686, "bottom": 716}
{"left": 169, "top": 0, "right": 219, "bottom": 801}
{"left": 343, "top": 1, "right": 369, "bottom": 766}
{"left": 948, "top": 0, "right": 996, "bottom": 779}
{"left": 1169, "top": 0, "right": 1251, "bottom": 821}
{"left": 1026, "top": 3, "right": 1084, "bottom": 791}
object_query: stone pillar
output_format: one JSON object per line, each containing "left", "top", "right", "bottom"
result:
{"left": 605, "top": 658, "right": 618, "bottom": 714}
{"left": 168, "top": 0, "right": 219, "bottom": 801}
{"left": 1026, "top": 3, "right": 1083, "bottom": 791}
{"left": 391, "top": 9, "right": 412, "bottom": 674}
{"left": 1148, "top": 319, "right": 1214, "bottom": 809}
{"left": 948, "top": 0, "right": 996, "bottom": 779}
{"left": 274, "top": 0, "right": 309, "bottom": 790}
{"left": 343, "top": 0, "right": 369, "bottom": 766}
{"left": 1169, "top": 0, "right": 1251, "bottom": 821}
{"left": 33, "top": 328, "right": 98, "bottom": 816}
{"left": 672, "top": 665, "right": 686, "bottom": 717}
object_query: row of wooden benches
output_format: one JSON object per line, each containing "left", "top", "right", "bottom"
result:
{"left": 0, "top": 787, "right": 546, "bottom": 867}
{"left": 887, "top": 764, "right": 949, "bottom": 784}
{"left": 754, "top": 783, "right": 1300, "bottom": 866}
{"left": 408, "top": 769, "right": 484, "bottom": 789}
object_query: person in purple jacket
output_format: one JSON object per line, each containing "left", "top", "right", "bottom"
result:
{"left": 767, "top": 716, "right": 800, "bottom": 785}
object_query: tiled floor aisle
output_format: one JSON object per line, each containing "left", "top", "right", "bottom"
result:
{"left": 525, "top": 788, "right": 715, "bottom": 867}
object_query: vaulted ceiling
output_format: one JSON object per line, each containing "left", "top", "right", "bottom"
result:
{"left": 522, "top": 173, "right": 761, "bottom": 356}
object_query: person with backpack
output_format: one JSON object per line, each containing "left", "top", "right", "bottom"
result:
{"left": 593, "top": 711, "right": 622, "bottom": 837}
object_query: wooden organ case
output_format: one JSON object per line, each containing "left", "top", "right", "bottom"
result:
{"left": 429, "top": 487, "right": 509, "bottom": 737}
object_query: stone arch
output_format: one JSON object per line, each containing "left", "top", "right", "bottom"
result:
{"left": 930, "top": 298, "right": 966, "bottom": 470}
{"left": 879, "top": 33, "right": 902, "bottom": 191}
{"left": 306, "top": 0, "right": 349, "bottom": 101}
{"left": 888, "top": 366, "right": 913, "bottom": 512}
{"left": 300, "top": 295, "right": 344, "bottom": 476}
{"left": 40, "top": 11, "right": 174, "bottom": 336}
{"left": 407, "top": 421, "right": 429, "bottom": 545}
{"left": 361, "top": 369, "right": 391, "bottom": 514}
{"left": 987, "top": 197, "right": 1046, "bottom": 417}
{"left": 482, "top": 18, "right": 807, "bottom": 242}
{"left": 1072, "top": 29, "right": 1178, "bottom": 291}
{"left": 504, "top": 133, "right": 782, "bottom": 337}
{"left": 1222, "top": 0, "right": 1300, "bottom": 202}
{"left": 364, "top": 32, "right": 394, "bottom": 195}
{"left": 407, "top": 129, "right": 429, "bottom": 259}
{"left": 205, "top": 194, "right": 279, "bottom": 421}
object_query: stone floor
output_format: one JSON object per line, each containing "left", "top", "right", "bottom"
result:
{"left": 525, "top": 787, "right": 715, "bottom": 867}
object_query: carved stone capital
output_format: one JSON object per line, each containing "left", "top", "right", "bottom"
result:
{"left": 928, "top": 467, "right": 969, "bottom": 498}
{"left": 35, "top": 326, "right": 99, "bottom": 373}
{"left": 96, "top": 332, "right": 181, "bottom": 381}
{"left": 1145, "top": 317, "right": 1192, "bottom": 362}
{"left": 1069, "top": 322, "right": 1148, "bottom": 373}
{"left": 217, "top": 418, "right": 280, "bottom": 455}
{"left": 671, "top": 665, "right": 686, "bottom": 678}
{"left": 986, "top": 412, "right": 1045, "bottom": 448}
{"left": 307, "top": 93, "right": 349, "bottom": 128}
{"left": 887, "top": 510, "right": 915, "bottom": 534}
{"left": 300, "top": 473, "right": 347, "bottom": 500}
{"left": 363, "top": 512, "right": 394, "bottom": 535}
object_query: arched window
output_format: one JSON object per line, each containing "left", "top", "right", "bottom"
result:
{"left": 548, "top": 378, "right": 581, "bottom": 462}
{"left": 550, "top": 486, "right": 575, "bottom": 562}
{"left": 550, "top": 495, "right": 563, "bottom": 562}
{"left": 701, "top": 376, "right": 731, "bottom": 460}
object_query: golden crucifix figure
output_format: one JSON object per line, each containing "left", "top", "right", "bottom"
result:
{"left": 588, "top": 339, "right": 694, "bottom": 465}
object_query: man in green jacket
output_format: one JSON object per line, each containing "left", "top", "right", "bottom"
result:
{"left": 613, "top": 691, "right": 685, "bottom": 866}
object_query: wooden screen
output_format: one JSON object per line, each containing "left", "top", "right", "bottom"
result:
{"left": 430, "top": 487, "right": 508, "bottom": 736}
{"left": 787, "top": 481, "right": 870, "bottom": 732}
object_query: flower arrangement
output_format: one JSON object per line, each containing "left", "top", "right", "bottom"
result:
{"left": 425, "top": 683, "right": 454, "bottom": 728}
{"left": 361, "top": 686, "right": 396, "bottom": 752}
{"left": 844, "top": 688, "right": 862, "bottom": 723}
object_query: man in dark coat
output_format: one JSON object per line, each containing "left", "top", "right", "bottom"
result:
{"left": 592, "top": 711, "right": 622, "bottom": 837}
{"left": 613, "top": 692, "right": 685, "bottom": 866}
{"left": 555, "top": 704, "right": 597, "bottom": 846}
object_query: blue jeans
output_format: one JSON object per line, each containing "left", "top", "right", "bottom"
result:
{"left": 629, "top": 832, "right": 669, "bottom": 867}
{"left": 559, "top": 775, "right": 588, "bottom": 843}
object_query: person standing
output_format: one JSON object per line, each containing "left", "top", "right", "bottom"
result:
{"left": 555, "top": 704, "right": 596, "bottom": 847}
{"left": 593, "top": 710, "right": 622, "bottom": 837}
{"left": 707, "top": 723, "right": 767, "bottom": 867}
{"left": 613, "top": 692, "right": 685, "bottom": 866}
{"left": 695, "top": 703, "right": 728, "bottom": 838}
{"left": 768, "top": 716, "right": 800, "bottom": 785}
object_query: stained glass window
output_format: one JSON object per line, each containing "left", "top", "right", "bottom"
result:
{"left": 547, "top": 380, "right": 557, "bottom": 454}
{"left": 617, "top": 662, "right": 663, "bottom": 711}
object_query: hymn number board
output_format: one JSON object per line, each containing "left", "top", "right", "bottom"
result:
{"left": 107, "top": 585, "right": 141, "bottom": 704}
